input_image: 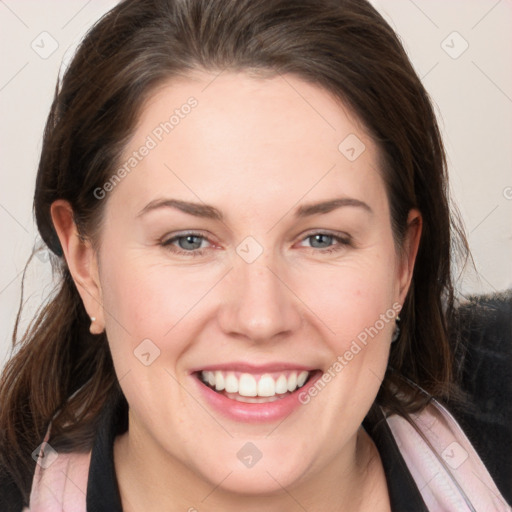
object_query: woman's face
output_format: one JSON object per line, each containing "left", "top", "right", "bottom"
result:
{"left": 91, "top": 72, "right": 418, "bottom": 495}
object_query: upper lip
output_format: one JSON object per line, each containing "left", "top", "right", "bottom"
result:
{"left": 190, "top": 362, "right": 317, "bottom": 374}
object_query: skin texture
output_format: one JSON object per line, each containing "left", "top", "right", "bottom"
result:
{"left": 52, "top": 71, "right": 421, "bottom": 511}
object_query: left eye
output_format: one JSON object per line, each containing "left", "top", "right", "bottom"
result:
{"left": 298, "top": 232, "right": 351, "bottom": 253}
{"left": 302, "top": 233, "right": 336, "bottom": 249}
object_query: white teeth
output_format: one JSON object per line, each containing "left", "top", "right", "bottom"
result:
{"left": 239, "top": 373, "right": 257, "bottom": 397}
{"left": 287, "top": 372, "right": 297, "bottom": 392}
{"left": 224, "top": 372, "right": 238, "bottom": 393}
{"left": 200, "top": 370, "right": 311, "bottom": 397}
{"left": 257, "top": 374, "right": 276, "bottom": 397}
{"left": 297, "top": 370, "right": 309, "bottom": 387}
{"left": 214, "top": 371, "right": 225, "bottom": 391}
{"left": 275, "top": 375, "right": 288, "bottom": 394}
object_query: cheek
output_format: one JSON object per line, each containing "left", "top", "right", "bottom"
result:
{"left": 101, "top": 264, "right": 167, "bottom": 340}
{"left": 98, "top": 251, "right": 225, "bottom": 362}
{"left": 300, "top": 253, "right": 398, "bottom": 348}
{"left": 98, "top": 256, "right": 199, "bottom": 418}
{"left": 101, "top": 254, "right": 177, "bottom": 327}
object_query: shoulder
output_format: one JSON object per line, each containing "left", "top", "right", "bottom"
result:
{"left": 385, "top": 399, "right": 511, "bottom": 511}
{"left": 25, "top": 443, "right": 91, "bottom": 512}
{"left": 26, "top": 392, "right": 126, "bottom": 512}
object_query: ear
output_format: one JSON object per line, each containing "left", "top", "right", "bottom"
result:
{"left": 50, "top": 200, "right": 104, "bottom": 334}
{"left": 396, "top": 208, "right": 422, "bottom": 306}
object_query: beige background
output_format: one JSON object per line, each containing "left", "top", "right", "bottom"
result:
{"left": 1, "top": 0, "right": 511, "bottom": 366}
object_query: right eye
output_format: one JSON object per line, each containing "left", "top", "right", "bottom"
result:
{"left": 161, "top": 232, "right": 213, "bottom": 257}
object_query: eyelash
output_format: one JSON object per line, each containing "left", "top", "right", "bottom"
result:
{"left": 160, "top": 231, "right": 352, "bottom": 257}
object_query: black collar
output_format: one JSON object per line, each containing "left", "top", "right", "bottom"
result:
{"left": 363, "top": 405, "right": 428, "bottom": 511}
{"left": 86, "top": 395, "right": 427, "bottom": 512}
{"left": 86, "top": 392, "right": 126, "bottom": 512}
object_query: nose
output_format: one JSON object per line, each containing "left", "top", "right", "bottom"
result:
{"left": 217, "top": 253, "right": 303, "bottom": 344}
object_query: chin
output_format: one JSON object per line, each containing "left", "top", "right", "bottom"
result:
{"left": 193, "top": 443, "right": 311, "bottom": 496}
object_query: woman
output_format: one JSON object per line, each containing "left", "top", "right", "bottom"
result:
{"left": 0, "top": 0, "right": 509, "bottom": 510}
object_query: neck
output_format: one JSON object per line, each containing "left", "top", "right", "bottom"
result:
{"left": 114, "top": 416, "right": 390, "bottom": 512}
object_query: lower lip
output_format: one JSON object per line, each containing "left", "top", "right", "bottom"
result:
{"left": 193, "top": 371, "right": 321, "bottom": 423}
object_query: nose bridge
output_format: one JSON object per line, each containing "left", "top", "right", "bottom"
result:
{"left": 218, "top": 244, "right": 302, "bottom": 342}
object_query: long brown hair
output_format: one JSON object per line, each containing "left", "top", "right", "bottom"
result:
{"left": 0, "top": 0, "right": 468, "bottom": 506}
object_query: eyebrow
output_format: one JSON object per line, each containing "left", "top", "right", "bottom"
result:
{"left": 137, "top": 199, "right": 224, "bottom": 220}
{"left": 295, "top": 197, "right": 372, "bottom": 217}
{"left": 137, "top": 197, "right": 372, "bottom": 220}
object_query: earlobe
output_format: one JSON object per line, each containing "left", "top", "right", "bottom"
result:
{"left": 50, "top": 200, "right": 105, "bottom": 334}
{"left": 397, "top": 209, "right": 422, "bottom": 304}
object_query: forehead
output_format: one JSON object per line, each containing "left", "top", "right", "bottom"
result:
{"left": 107, "top": 71, "right": 386, "bottom": 220}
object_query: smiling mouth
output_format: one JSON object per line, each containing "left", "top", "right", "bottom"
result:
{"left": 197, "top": 369, "right": 317, "bottom": 403}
